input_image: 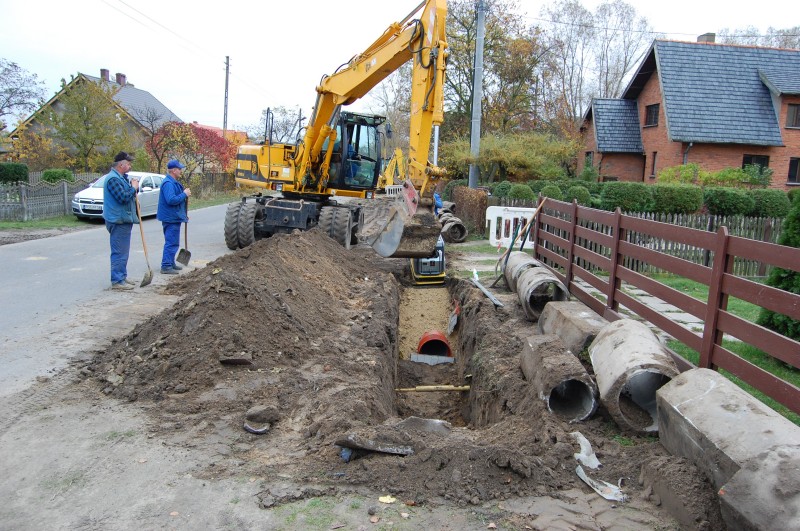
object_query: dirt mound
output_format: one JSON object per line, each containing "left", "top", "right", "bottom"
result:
{"left": 85, "top": 228, "right": 717, "bottom": 517}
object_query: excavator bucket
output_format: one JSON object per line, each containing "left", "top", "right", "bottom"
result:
{"left": 371, "top": 181, "right": 442, "bottom": 258}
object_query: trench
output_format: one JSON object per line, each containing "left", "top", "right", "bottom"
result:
{"left": 394, "top": 284, "right": 469, "bottom": 427}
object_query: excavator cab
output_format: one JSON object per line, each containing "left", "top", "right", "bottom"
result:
{"left": 325, "top": 112, "right": 384, "bottom": 193}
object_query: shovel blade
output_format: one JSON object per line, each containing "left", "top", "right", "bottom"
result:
{"left": 140, "top": 269, "right": 153, "bottom": 288}
{"left": 176, "top": 248, "right": 191, "bottom": 266}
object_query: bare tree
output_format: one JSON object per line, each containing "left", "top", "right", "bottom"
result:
{"left": 129, "top": 105, "right": 171, "bottom": 171}
{"left": 245, "top": 106, "right": 305, "bottom": 144}
{"left": 365, "top": 61, "right": 412, "bottom": 155}
{"left": 593, "top": 0, "right": 655, "bottom": 98}
{"left": 718, "top": 26, "right": 800, "bottom": 49}
{"left": 0, "top": 59, "right": 46, "bottom": 132}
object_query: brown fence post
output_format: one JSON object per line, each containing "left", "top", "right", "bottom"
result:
{"left": 531, "top": 195, "right": 543, "bottom": 259}
{"left": 699, "top": 226, "right": 731, "bottom": 369}
{"left": 564, "top": 199, "right": 578, "bottom": 289}
{"left": 606, "top": 208, "right": 622, "bottom": 313}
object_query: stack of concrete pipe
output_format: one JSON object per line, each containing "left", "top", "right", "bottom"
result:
{"left": 438, "top": 212, "right": 468, "bottom": 243}
{"left": 589, "top": 319, "right": 679, "bottom": 434}
{"left": 501, "top": 252, "right": 569, "bottom": 321}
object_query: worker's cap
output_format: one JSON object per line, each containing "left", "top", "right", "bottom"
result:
{"left": 113, "top": 151, "right": 134, "bottom": 162}
{"left": 167, "top": 159, "right": 186, "bottom": 170}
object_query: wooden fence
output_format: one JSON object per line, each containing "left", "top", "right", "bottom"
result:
{"left": 0, "top": 172, "right": 235, "bottom": 221}
{"left": 488, "top": 197, "right": 782, "bottom": 277}
{"left": 0, "top": 177, "right": 97, "bottom": 221}
{"left": 529, "top": 196, "right": 800, "bottom": 415}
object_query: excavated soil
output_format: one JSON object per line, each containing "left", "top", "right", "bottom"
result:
{"left": 83, "top": 229, "right": 722, "bottom": 527}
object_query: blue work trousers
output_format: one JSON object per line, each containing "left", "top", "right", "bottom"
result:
{"left": 161, "top": 222, "right": 181, "bottom": 269}
{"left": 106, "top": 221, "right": 133, "bottom": 285}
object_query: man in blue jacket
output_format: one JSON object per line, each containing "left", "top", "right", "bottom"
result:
{"left": 157, "top": 159, "right": 192, "bottom": 274}
{"left": 102, "top": 151, "right": 139, "bottom": 291}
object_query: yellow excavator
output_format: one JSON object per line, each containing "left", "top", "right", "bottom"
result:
{"left": 226, "top": 0, "right": 448, "bottom": 258}
{"left": 378, "top": 148, "right": 406, "bottom": 191}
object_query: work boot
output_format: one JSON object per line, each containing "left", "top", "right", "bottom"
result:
{"left": 160, "top": 267, "right": 178, "bottom": 275}
{"left": 171, "top": 263, "right": 183, "bottom": 270}
{"left": 123, "top": 278, "right": 136, "bottom": 285}
{"left": 111, "top": 282, "right": 134, "bottom": 291}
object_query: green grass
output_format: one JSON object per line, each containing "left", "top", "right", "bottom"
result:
{"left": 647, "top": 273, "right": 761, "bottom": 322}
{"left": 189, "top": 191, "right": 248, "bottom": 209}
{"left": 0, "top": 215, "right": 88, "bottom": 231}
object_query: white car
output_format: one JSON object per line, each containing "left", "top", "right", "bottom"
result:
{"left": 71, "top": 171, "right": 165, "bottom": 220}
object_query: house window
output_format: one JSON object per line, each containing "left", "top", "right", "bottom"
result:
{"left": 650, "top": 152, "right": 658, "bottom": 177}
{"left": 743, "top": 154, "right": 769, "bottom": 171}
{"left": 788, "top": 104, "right": 800, "bottom": 128}
{"left": 789, "top": 158, "right": 800, "bottom": 184}
{"left": 645, "top": 104, "right": 659, "bottom": 127}
{"left": 585, "top": 151, "right": 593, "bottom": 167}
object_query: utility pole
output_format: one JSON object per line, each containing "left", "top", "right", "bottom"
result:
{"left": 223, "top": 56, "right": 230, "bottom": 136}
{"left": 468, "top": 0, "right": 487, "bottom": 189}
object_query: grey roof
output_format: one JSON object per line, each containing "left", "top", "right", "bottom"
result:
{"left": 591, "top": 99, "right": 643, "bottom": 153}
{"left": 83, "top": 74, "right": 182, "bottom": 127}
{"left": 652, "top": 40, "right": 800, "bottom": 146}
{"left": 758, "top": 68, "right": 800, "bottom": 95}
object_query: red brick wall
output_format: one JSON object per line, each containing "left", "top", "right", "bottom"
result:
{"left": 577, "top": 122, "right": 597, "bottom": 175}
{"left": 580, "top": 73, "right": 800, "bottom": 190}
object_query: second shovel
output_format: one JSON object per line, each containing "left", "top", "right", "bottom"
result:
{"left": 176, "top": 221, "right": 190, "bottom": 265}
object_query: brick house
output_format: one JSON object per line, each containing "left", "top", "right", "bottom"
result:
{"left": 10, "top": 68, "right": 181, "bottom": 156}
{"left": 578, "top": 37, "right": 800, "bottom": 190}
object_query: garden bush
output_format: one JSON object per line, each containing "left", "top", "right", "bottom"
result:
{"left": 539, "top": 184, "right": 563, "bottom": 201}
{"left": 42, "top": 168, "right": 75, "bottom": 184}
{"left": 657, "top": 163, "right": 705, "bottom": 184}
{"left": 0, "top": 162, "right": 29, "bottom": 184}
{"left": 703, "top": 187, "right": 755, "bottom": 216}
{"left": 565, "top": 185, "right": 591, "bottom": 206}
{"left": 492, "top": 180, "right": 513, "bottom": 198}
{"left": 650, "top": 184, "right": 703, "bottom": 214}
{"left": 442, "top": 178, "right": 468, "bottom": 201}
{"left": 757, "top": 193, "right": 800, "bottom": 341}
{"left": 508, "top": 183, "right": 536, "bottom": 200}
{"left": 599, "top": 181, "right": 652, "bottom": 212}
{"left": 701, "top": 167, "right": 751, "bottom": 188}
{"left": 748, "top": 189, "right": 791, "bottom": 218}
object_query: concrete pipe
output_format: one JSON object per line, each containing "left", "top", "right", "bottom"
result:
{"left": 520, "top": 335, "right": 598, "bottom": 422}
{"left": 441, "top": 220, "right": 468, "bottom": 243}
{"left": 515, "top": 267, "right": 569, "bottom": 321}
{"left": 502, "top": 251, "right": 542, "bottom": 292}
{"left": 588, "top": 319, "right": 679, "bottom": 435}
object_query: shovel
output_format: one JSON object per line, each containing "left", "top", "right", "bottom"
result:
{"left": 134, "top": 197, "right": 153, "bottom": 287}
{"left": 176, "top": 197, "right": 191, "bottom": 266}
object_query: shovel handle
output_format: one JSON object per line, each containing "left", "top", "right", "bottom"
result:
{"left": 135, "top": 197, "right": 151, "bottom": 265}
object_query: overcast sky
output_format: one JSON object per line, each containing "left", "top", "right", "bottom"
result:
{"left": 1, "top": 0, "right": 792, "bottom": 132}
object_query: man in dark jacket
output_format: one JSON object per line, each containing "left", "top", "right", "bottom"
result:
{"left": 102, "top": 151, "right": 139, "bottom": 290}
{"left": 157, "top": 159, "right": 191, "bottom": 274}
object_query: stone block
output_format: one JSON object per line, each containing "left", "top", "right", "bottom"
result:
{"left": 537, "top": 301, "right": 607, "bottom": 355}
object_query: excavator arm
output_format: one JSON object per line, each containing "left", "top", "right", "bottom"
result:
{"left": 295, "top": 0, "right": 448, "bottom": 257}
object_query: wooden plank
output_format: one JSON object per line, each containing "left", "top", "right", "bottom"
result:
{"left": 712, "top": 345, "right": 800, "bottom": 415}
{"left": 614, "top": 291, "right": 704, "bottom": 351}
{"left": 618, "top": 241, "right": 711, "bottom": 284}
{"left": 722, "top": 275, "right": 800, "bottom": 318}
{"left": 536, "top": 246, "right": 568, "bottom": 269}
{"left": 573, "top": 265, "right": 610, "bottom": 293}
{"left": 727, "top": 235, "right": 800, "bottom": 272}
{"left": 575, "top": 224, "right": 613, "bottom": 247}
{"left": 621, "top": 215, "right": 718, "bottom": 249}
{"left": 616, "top": 267, "right": 707, "bottom": 318}
{"left": 716, "top": 312, "right": 800, "bottom": 368}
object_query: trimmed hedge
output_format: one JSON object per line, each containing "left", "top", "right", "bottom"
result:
{"left": 757, "top": 193, "right": 800, "bottom": 340}
{"left": 565, "top": 185, "right": 591, "bottom": 206}
{"left": 508, "top": 183, "right": 536, "bottom": 200}
{"left": 42, "top": 168, "right": 75, "bottom": 184}
{"left": 492, "top": 180, "right": 513, "bottom": 198}
{"left": 703, "top": 187, "right": 755, "bottom": 216}
{"left": 0, "top": 162, "right": 29, "bottom": 184}
{"left": 442, "top": 178, "right": 468, "bottom": 201}
{"left": 650, "top": 184, "right": 703, "bottom": 214}
{"left": 599, "top": 181, "right": 652, "bottom": 212}
{"left": 540, "top": 184, "right": 563, "bottom": 201}
{"left": 748, "top": 189, "right": 791, "bottom": 218}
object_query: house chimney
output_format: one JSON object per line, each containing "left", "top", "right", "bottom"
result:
{"left": 115, "top": 72, "right": 127, "bottom": 86}
{"left": 100, "top": 68, "right": 110, "bottom": 82}
{"left": 697, "top": 33, "right": 716, "bottom": 43}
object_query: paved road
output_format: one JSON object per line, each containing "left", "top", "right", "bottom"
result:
{"left": 0, "top": 204, "right": 233, "bottom": 397}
